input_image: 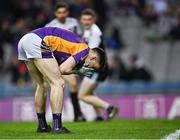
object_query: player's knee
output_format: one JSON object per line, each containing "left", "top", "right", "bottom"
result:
{"left": 36, "top": 82, "right": 45, "bottom": 91}
{"left": 78, "top": 94, "right": 86, "bottom": 101}
{"left": 50, "top": 78, "right": 65, "bottom": 88}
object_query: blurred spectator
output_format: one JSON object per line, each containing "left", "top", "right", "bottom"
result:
{"left": 148, "top": 0, "right": 168, "bottom": 16}
{"left": 142, "top": 4, "right": 158, "bottom": 27}
{"left": 128, "top": 0, "right": 145, "bottom": 16}
{"left": 92, "top": 0, "right": 108, "bottom": 29}
{"left": 33, "top": 10, "right": 48, "bottom": 28}
{"left": 165, "top": 14, "right": 180, "bottom": 40}
{"left": 108, "top": 55, "right": 128, "bottom": 81}
{"left": 127, "top": 54, "right": 153, "bottom": 82}
{"left": 0, "top": 19, "right": 13, "bottom": 43}
{"left": 107, "top": 53, "right": 152, "bottom": 82}
{"left": 158, "top": 4, "right": 175, "bottom": 35}
{"left": 12, "top": 0, "right": 34, "bottom": 18}
{"left": 69, "top": 0, "right": 92, "bottom": 18}
{"left": 11, "top": 19, "right": 31, "bottom": 50}
{"left": 107, "top": 27, "right": 124, "bottom": 50}
{"left": 8, "top": 59, "right": 30, "bottom": 86}
{"left": 0, "top": 19, "right": 13, "bottom": 70}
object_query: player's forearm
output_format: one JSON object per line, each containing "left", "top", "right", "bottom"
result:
{"left": 60, "top": 69, "right": 77, "bottom": 75}
{"left": 59, "top": 56, "right": 76, "bottom": 75}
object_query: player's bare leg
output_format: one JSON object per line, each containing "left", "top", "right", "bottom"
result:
{"left": 62, "top": 74, "right": 85, "bottom": 122}
{"left": 25, "top": 61, "right": 51, "bottom": 132}
{"left": 30, "top": 58, "right": 70, "bottom": 133}
{"left": 79, "top": 79, "right": 109, "bottom": 108}
{"left": 79, "top": 78, "right": 118, "bottom": 119}
{"left": 26, "top": 62, "right": 48, "bottom": 113}
{"left": 34, "top": 58, "right": 64, "bottom": 113}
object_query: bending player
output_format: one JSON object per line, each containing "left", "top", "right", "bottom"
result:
{"left": 45, "top": 2, "right": 85, "bottom": 121}
{"left": 79, "top": 9, "right": 118, "bottom": 120}
{"left": 18, "top": 27, "right": 105, "bottom": 133}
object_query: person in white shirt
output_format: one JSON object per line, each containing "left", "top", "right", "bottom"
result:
{"left": 82, "top": 19, "right": 102, "bottom": 49}
{"left": 78, "top": 9, "right": 118, "bottom": 121}
{"left": 45, "top": 2, "right": 82, "bottom": 35}
{"left": 45, "top": 2, "right": 85, "bottom": 122}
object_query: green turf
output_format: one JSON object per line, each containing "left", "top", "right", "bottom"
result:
{"left": 0, "top": 120, "right": 180, "bottom": 139}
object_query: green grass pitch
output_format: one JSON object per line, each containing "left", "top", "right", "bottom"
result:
{"left": 0, "top": 120, "right": 180, "bottom": 139}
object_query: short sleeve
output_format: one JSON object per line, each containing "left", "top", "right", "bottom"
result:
{"left": 72, "top": 48, "right": 89, "bottom": 64}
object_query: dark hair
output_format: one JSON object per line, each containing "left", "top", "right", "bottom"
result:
{"left": 81, "top": 8, "right": 96, "bottom": 17}
{"left": 54, "top": 2, "right": 69, "bottom": 11}
{"left": 92, "top": 47, "right": 106, "bottom": 70}
{"left": 130, "top": 54, "right": 138, "bottom": 62}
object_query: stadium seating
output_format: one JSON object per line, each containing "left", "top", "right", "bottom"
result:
{"left": 105, "top": 14, "right": 180, "bottom": 82}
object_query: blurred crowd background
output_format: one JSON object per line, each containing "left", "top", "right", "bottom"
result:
{"left": 0, "top": 0, "right": 180, "bottom": 86}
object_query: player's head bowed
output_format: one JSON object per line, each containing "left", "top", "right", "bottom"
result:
{"left": 84, "top": 48, "right": 106, "bottom": 71}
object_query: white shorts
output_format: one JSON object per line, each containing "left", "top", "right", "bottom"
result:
{"left": 84, "top": 69, "right": 108, "bottom": 83}
{"left": 18, "top": 33, "right": 53, "bottom": 61}
{"left": 83, "top": 72, "right": 99, "bottom": 84}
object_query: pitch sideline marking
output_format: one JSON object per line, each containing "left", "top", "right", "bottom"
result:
{"left": 162, "top": 129, "right": 180, "bottom": 140}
